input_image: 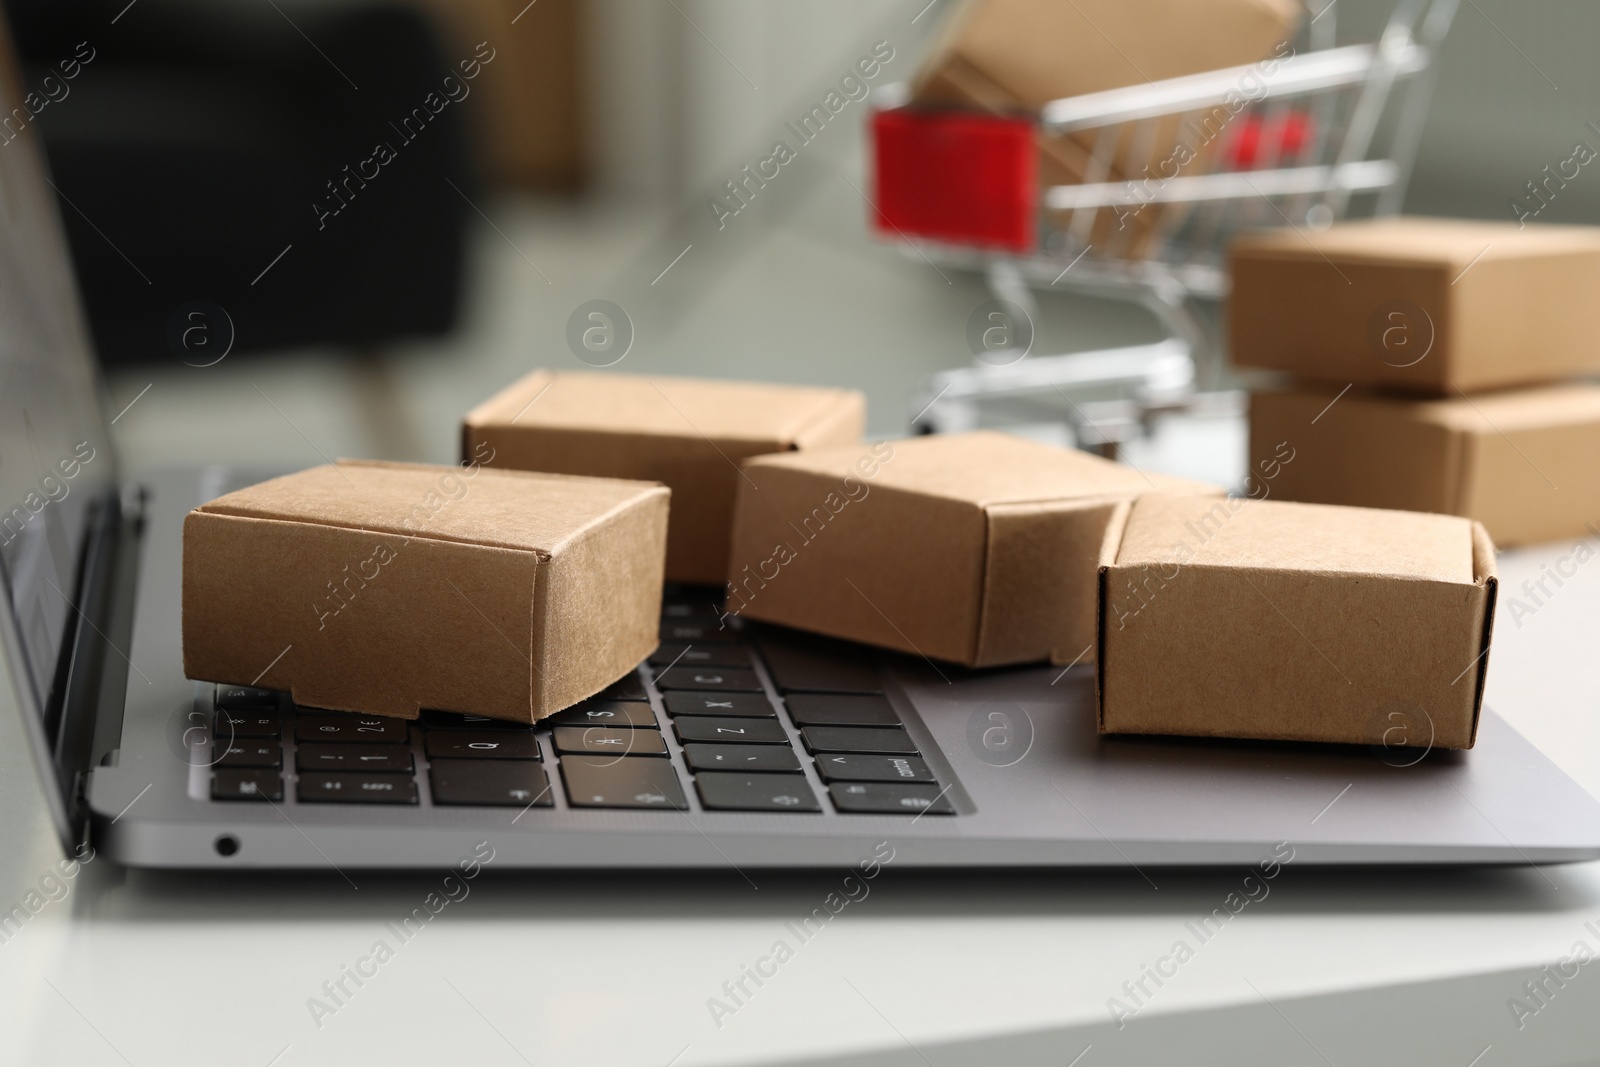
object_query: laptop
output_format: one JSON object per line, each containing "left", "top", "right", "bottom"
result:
{"left": 6, "top": 34, "right": 1600, "bottom": 874}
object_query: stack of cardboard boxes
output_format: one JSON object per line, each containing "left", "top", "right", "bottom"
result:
{"left": 1234, "top": 217, "right": 1600, "bottom": 546}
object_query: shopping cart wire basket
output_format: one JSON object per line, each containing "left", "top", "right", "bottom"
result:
{"left": 873, "top": 0, "right": 1459, "bottom": 451}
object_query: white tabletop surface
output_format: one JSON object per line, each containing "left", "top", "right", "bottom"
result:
{"left": 8, "top": 202, "right": 1600, "bottom": 1065}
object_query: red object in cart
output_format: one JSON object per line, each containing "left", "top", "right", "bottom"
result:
{"left": 1224, "top": 112, "right": 1315, "bottom": 169}
{"left": 871, "top": 108, "right": 1037, "bottom": 253}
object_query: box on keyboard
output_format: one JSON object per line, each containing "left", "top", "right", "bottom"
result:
{"left": 182, "top": 460, "right": 668, "bottom": 722}
{"left": 462, "top": 370, "right": 865, "bottom": 584}
{"left": 1097, "top": 495, "right": 1497, "bottom": 748}
{"left": 725, "top": 431, "right": 1220, "bottom": 669}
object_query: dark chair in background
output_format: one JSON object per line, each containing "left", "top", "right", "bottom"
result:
{"left": 8, "top": 0, "right": 472, "bottom": 366}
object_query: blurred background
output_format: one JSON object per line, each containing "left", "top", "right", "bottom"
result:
{"left": 10, "top": 0, "right": 1595, "bottom": 484}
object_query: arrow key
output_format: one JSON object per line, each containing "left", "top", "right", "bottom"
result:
{"left": 561, "top": 756, "right": 688, "bottom": 809}
{"left": 828, "top": 781, "right": 955, "bottom": 815}
{"left": 430, "top": 760, "right": 552, "bottom": 808}
{"left": 695, "top": 772, "right": 820, "bottom": 812}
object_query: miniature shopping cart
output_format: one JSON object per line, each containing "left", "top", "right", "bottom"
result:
{"left": 874, "top": 0, "right": 1459, "bottom": 452}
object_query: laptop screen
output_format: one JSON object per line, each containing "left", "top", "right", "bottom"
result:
{"left": 0, "top": 20, "right": 117, "bottom": 729}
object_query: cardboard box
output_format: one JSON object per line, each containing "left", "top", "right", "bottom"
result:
{"left": 1252, "top": 382, "right": 1600, "bottom": 547}
{"left": 1230, "top": 218, "right": 1600, "bottom": 394}
{"left": 726, "top": 431, "right": 1220, "bottom": 668}
{"left": 463, "top": 370, "right": 865, "bottom": 584}
{"left": 913, "top": 0, "right": 1299, "bottom": 115}
{"left": 183, "top": 460, "right": 669, "bottom": 722}
{"left": 1098, "top": 495, "right": 1497, "bottom": 748}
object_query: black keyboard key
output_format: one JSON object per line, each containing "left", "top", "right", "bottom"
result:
{"left": 296, "top": 744, "right": 414, "bottom": 773}
{"left": 661, "top": 597, "right": 723, "bottom": 621}
{"left": 212, "top": 740, "right": 282, "bottom": 769}
{"left": 599, "top": 674, "right": 649, "bottom": 702}
{"left": 696, "top": 773, "right": 820, "bottom": 812}
{"left": 785, "top": 694, "right": 901, "bottom": 727}
{"left": 663, "top": 692, "right": 776, "bottom": 719}
{"left": 753, "top": 627, "right": 882, "bottom": 693}
{"left": 649, "top": 644, "right": 751, "bottom": 669}
{"left": 801, "top": 726, "right": 918, "bottom": 755}
{"left": 425, "top": 731, "right": 543, "bottom": 760}
{"left": 553, "top": 726, "right": 667, "bottom": 757}
{"left": 683, "top": 744, "right": 801, "bottom": 773}
{"left": 420, "top": 709, "right": 533, "bottom": 731}
{"left": 298, "top": 772, "right": 419, "bottom": 805}
{"left": 654, "top": 667, "right": 763, "bottom": 693}
{"left": 561, "top": 756, "right": 688, "bottom": 809}
{"left": 674, "top": 717, "right": 790, "bottom": 745}
{"left": 546, "top": 701, "right": 659, "bottom": 728}
{"left": 216, "top": 685, "right": 280, "bottom": 710}
{"left": 660, "top": 620, "right": 738, "bottom": 643}
{"left": 211, "top": 769, "right": 282, "bottom": 801}
{"left": 295, "top": 714, "right": 409, "bottom": 744}
{"left": 430, "top": 760, "right": 553, "bottom": 807}
{"left": 214, "top": 710, "right": 279, "bottom": 739}
{"left": 829, "top": 781, "right": 953, "bottom": 815}
{"left": 814, "top": 753, "right": 936, "bottom": 783}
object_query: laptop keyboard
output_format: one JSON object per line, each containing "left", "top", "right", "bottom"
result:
{"left": 206, "top": 592, "right": 958, "bottom": 817}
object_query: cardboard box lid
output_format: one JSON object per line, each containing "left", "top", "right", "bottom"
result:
{"left": 750, "top": 430, "right": 1205, "bottom": 508}
{"left": 1113, "top": 494, "right": 1478, "bottom": 583}
{"left": 196, "top": 460, "right": 664, "bottom": 553}
{"left": 1231, "top": 217, "right": 1600, "bottom": 270}
{"left": 463, "top": 369, "right": 864, "bottom": 450}
{"left": 915, "top": 0, "right": 1298, "bottom": 108}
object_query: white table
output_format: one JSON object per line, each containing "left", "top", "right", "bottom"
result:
{"left": 20, "top": 193, "right": 1600, "bottom": 1064}
{"left": 2, "top": 533, "right": 1599, "bottom": 1067}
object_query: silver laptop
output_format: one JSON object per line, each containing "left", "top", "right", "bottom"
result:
{"left": 5, "top": 34, "right": 1600, "bottom": 873}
